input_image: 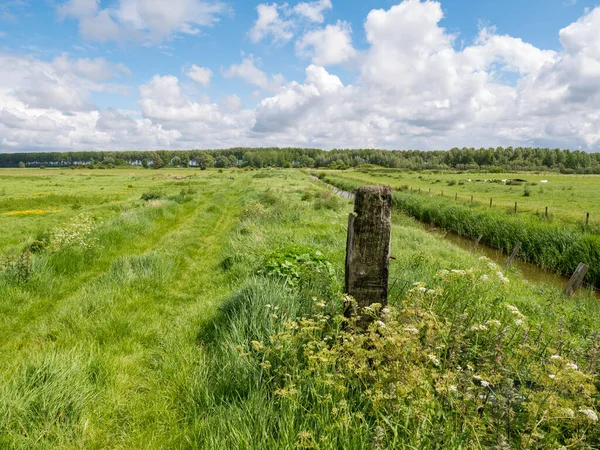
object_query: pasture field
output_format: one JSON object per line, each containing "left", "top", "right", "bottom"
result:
{"left": 323, "top": 169, "right": 600, "bottom": 225}
{"left": 321, "top": 170, "right": 600, "bottom": 289}
{"left": 1, "top": 168, "right": 599, "bottom": 449}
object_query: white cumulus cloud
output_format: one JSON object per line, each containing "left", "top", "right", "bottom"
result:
{"left": 296, "top": 20, "right": 356, "bottom": 65}
{"left": 57, "top": 0, "right": 227, "bottom": 42}
{"left": 187, "top": 65, "right": 213, "bottom": 86}
{"left": 222, "top": 56, "right": 284, "bottom": 91}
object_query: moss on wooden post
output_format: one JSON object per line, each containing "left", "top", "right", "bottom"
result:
{"left": 345, "top": 186, "right": 392, "bottom": 328}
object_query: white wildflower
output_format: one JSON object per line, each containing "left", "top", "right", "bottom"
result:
{"left": 449, "top": 385, "right": 457, "bottom": 392}
{"left": 404, "top": 327, "right": 419, "bottom": 334}
{"left": 316, "top": 302, "right": 326, "bottom": 308}
{"left": 451, "top": 269, "right": 466, "bottom": 275}
{"left": 566, "top": 362, "right": 578, "bottom": 371}
{"left": 563, "top": 408, "right": 575, "bottom": 418}
{"left": 467, "top": 364, "right": 474, "bottom": 371}
{"left": 550, "top": 355, "right": 561, "bottom": 360}
{"left": 438, "top": 269, "right": 450, "bottom": 276}
{"left": 480, "top": 380, "right": 490, "bottom": 388}
{"left": 481, "top": 275, "right": 489, "bottom": 282}
{"left": 578, "top": 408, "right": 598, "bottom": 422}
{"left": 487, "top": 262, "right": 500, "bottom": 270}
{"left": 381, "top": 308, "right": 391, "bottom": 314}
{"left": 549, "top": 374, "right": 556, "bottom": 380}
{"left": 470, "top": 324, "right": 489, "bottom": 332}
{"left": 417, "top": 287, "right": 427, "bottom": 293}
{"left": 478, "top": 256, "right": 488, "bottom": 261}
{"left": 426, "top": 289, "right": 436, "bottom": 295}
{"left": 486, "top": 319, "right": 501, "bottom": 327}
{"left": 375, "top": 320, "right": 386, "bottom": 329}
{"left": 506, "top": 304, "right": 525, "bottom": 319}
{"left": 515, "top": 319, "right": 524, "bottom": 326}
{"left": 496, "top": 271, "right": 510, "bottom": 283}
{"left": 428, "top": 354, "right": 441, "bottom": 366}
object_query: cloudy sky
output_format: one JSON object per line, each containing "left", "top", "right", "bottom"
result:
{"left": 0, "top": 0, "right": 599, "bottom": 152}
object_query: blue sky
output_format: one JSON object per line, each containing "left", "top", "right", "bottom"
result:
{"left": 1, "top": 0, "right": 600, "bottom": 151}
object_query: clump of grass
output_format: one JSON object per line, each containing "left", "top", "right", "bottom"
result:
{"left": 313, "top": 190, "right": 343, "bottom": 210}
{"left": 141, "top": 191, "right": 162, "bottom": 201}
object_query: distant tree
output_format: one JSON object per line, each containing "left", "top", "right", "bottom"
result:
{"left": 39, "top": 165, "right": 46, "bottom": 169}
{"left": 195, "top": 153, "right": 214, "bottom": 170}
{"left": 214, "top": 155, "right": 230, "bottom": 168}
{"left": 153, "top": 156, "right": 165, "bottom": 169}
{"left": 142, "top": 158, "right": 149, "bottom": 168}
{"left": 171, "top": 156, "right": 182, "bottom": 167}
{"left": 18, "top": 162, "right": 25, "bottom": 168}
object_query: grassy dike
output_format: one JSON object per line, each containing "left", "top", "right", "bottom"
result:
{"left": 1, "top": 169, "right": 599, "bottom": 448}
{"left": 320, "top": 172, "right": 600, "bottom": 290}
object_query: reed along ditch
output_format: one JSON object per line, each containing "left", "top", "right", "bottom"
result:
{"left": 316, "top": 176, "right": 599, "bottom": 297}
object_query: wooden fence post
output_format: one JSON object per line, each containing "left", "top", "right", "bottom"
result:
{"left": 586, "top": 213, "right": 590, "bottom": 226}
{"left": 515, "top": 202, "right": 518, "bottom": 214}
{"left": 455, "top": 193, "right": 458, "bottom": 201}
{"left": 564, "top": 263, "right": 589, "bottom": 296}
{"left": 490, "top": 198, "right": 493, "bottom": 208}
{"left": 345, "top": 186, "right": 392, "bottom": 328}
{"left": 471, "top": 195, "right": 473, "bottom": 203}
{"left": 545, "top": 207, "right": 548, "bottom": 218}
{"left": 470, "top": 234, "right": 483, "bottom": 251}
{"left": 506, "top": 242, "right": 522, "bottom": 268}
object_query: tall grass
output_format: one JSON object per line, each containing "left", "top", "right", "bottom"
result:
{"left": 322, "top": 174, "right": 600, "bottom": 288}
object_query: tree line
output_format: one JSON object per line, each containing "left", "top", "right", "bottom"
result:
{"left": 1, "top": 147, "right": 600, "bottom": 173}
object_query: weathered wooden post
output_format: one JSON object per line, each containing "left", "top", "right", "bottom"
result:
{"left": 514, "top": 202, "right": 518, "bottom": 214}
{"left": 470, "top": 234, "right": 484, "bottom": 251}
{"left": 441, "top": 190, "right": 444, "bottom": 197}
{"left": 586, "top": 213, "right": 590, "bottom": 226}
{"left": 505, "top": 242, "right": 522, "bottom": 268}
{"left": 490, "top": 198, "right": 493, "bottom": 208}
{"left": 545, "top": 206, "right": 548, "bottom": 218}
{"left": 455, "top": 193, "right": 458, "bottom": 201}
{"left": 564, "top": 263, "right": 589, "bottom": 296}
{"left": 471, "top": 195, "right": 474, "bottom": 203}
{"left": 345, "top": 186, "right": 392, "bottom": 328}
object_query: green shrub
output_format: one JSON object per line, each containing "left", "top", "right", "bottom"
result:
{"left": 141, "top": 192, "right": 162, "bottom": 201}
{"left": 259, "top": 245, "right": 335, "bottom": 289}
{"left": 0, "top": 249, "right": 32, "bottom": 283}
{"left": 313, "top": 191, "right": 343, "bottom": 210}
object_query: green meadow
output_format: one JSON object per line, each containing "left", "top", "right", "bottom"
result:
{"left": 1, "top": 168, "right": 599, "bottom": 448}
{"left": 322, "top": 169, "right": 600, "bottom": 225}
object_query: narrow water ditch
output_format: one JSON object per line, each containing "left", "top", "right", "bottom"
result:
{"left": 314, "top": 177, "right": 596, "bottom": 296}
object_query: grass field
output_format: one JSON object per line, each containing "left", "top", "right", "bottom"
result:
{"left": 322, "top": 169, "right": 600, "bottom": 226}
{"left": 320, "top": 170, "right": 600, "bottom": 290}
{"left": 1, "top": 168, "right": 599, "bottom": 448}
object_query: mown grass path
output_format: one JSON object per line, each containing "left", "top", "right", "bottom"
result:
{"left": 0, "top": 175, "right": 249, "bottom": 448}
